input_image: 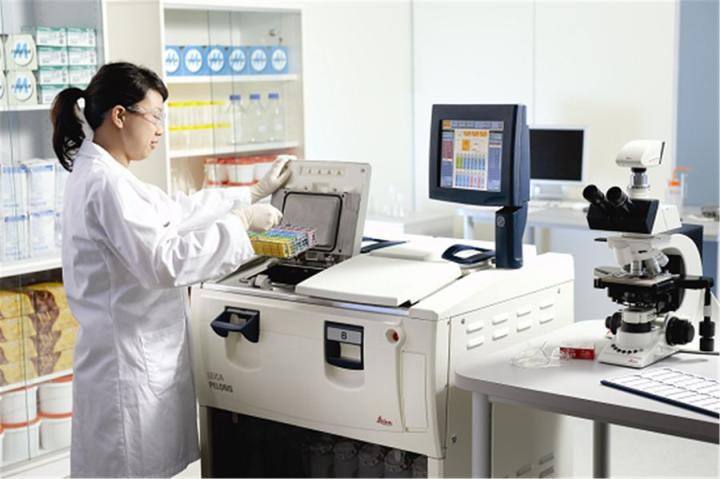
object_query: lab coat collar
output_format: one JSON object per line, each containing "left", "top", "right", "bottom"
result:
{"left": 77, "top": 140, "right": 133, "bottom": 176}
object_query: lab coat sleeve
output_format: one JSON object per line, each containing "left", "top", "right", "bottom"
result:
{"left": 89, "top": 176, "right": 254, "bottom": 289}
{"left": 172, "top": 186, "right": 252, "bottom": 222}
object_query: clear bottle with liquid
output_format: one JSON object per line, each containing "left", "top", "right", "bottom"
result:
{"left": 228, "top": 94, "right": 245, "bottom": 145}
{"left": 266, "top": 92, "right": 285, "bottom": 142}
{"left": 247, "top": 93, "right": 268, "bottom": 143}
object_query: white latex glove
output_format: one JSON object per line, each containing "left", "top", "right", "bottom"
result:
{"left": 250, "top": 156, "right": 293, "bottom": 203}
{"left": 233, "top": 204, "right": 283, "bottom": 233}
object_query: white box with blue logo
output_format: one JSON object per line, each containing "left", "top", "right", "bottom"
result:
{"left": 182, "top": 45, "right": 208, "bottom": 76}
{"left": 247, "top": 46, "right": 270, "bottom": 75}
{"left": 206, "top": 46, "right": 229, "bottom": 76}
{"left": 5, "top": 34, "right": 38, "bottom": 70}
{"left": 164, "top": 46, "right": 184, "bottom": 76}
{"left": 226, "top": 46, "right": 248, "bottom": 75}
{"left": 7, "top": 71, "right": 38, "bottom": 106}
{"left": 268, "top": 45, "right": 289, "bottom": 74}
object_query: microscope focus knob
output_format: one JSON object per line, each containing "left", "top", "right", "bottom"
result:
{"left": 666, "top": 317, "right": 695, "bottom": 346}
{"left": 605, "top": 312, "right": 622, "bottom": 335}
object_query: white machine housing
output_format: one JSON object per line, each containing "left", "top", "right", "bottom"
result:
{"left": 190, "top": 161, "right": 576, "bottom": 477}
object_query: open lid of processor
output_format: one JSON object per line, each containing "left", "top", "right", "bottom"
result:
{"left": 270, "top": 160, "right": 371, "bottom": 263}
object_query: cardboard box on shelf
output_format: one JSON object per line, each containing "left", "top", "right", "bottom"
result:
{"left": 4, "top": 34, "right": 38, "bottom": 70}
{"left": 0, "top": 291, "right": 34, "bottom": 320}
{"left": 24, "top": 26, "right": 67, "bottom": 48}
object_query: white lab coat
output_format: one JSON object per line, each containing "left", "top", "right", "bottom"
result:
{"left": 61, "top": 140, "right": 253, "bottom": 477}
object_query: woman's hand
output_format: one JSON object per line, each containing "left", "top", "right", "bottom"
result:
{"left": 233, "top": 204, "right": 283, "bottom": 232}
{"left": 250, "top": 156, "right": 293, "bottom": 203}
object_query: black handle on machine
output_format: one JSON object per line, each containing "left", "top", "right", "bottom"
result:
{"left": 210, "top": 307, "right": 260, "bottom": 343}
{"left": 441, "top": 244, "right": 495, "bottom": 265}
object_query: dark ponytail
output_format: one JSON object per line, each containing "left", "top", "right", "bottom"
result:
{"left": 51, "top": 62, "right": 168, "bottom": 172}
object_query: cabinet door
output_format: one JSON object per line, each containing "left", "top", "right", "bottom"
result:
{"left": 0, "top": 0, "right": 104, "bottom": 469}
{"left": 163, "top": 6, "right": 304, "bottom": 195}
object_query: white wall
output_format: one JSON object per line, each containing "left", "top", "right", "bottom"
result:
{"left": 534, "top": 0, "right": 677, "bottom": 201}
{"left": 412, "top": 0, "right": 535, "bottom": 213}
{"left": 412, "top": 0, "right": 678, "bottom": 212}
{"left": 299, "top": 0, "right": 414, "bottom": 217}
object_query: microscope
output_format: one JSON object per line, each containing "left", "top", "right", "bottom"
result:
{"left": 583, "top": 140, "right": 717, "bottom": 368}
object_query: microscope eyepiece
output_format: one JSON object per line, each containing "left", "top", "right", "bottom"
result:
{"left": 583, "top": 185, "right": 611, "bottom": 212}
{"left": 606, "top": 186, "right": 633, "bottom": 215}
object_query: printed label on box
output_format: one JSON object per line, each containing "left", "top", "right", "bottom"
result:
{"left": 164, "top": 47, "right": 181, "bottom": 75}
{"left": 68, "top": 66, "right": 94, "bottom": 85}
{"left": 270, "top": 47, "right": 288, "bottom": 73}
{"left": 66, "top": 27, "right": 96, "bottom": 48}
{"left": 31, "top": 27, "right": 67, "bottom": 47}
{"left": 8, "top": 71, "right": 36, "bottom": 103}
{"left": 249, "top": 47, "right": 268, "bottom": 73}
{"left": 39, "top": 85, "right": 67, "bottom": 105}
{"left": 37, "top": 67, "right": 69, "bottom": 85}
{"left": 68, "top": 47, "right": 97, "bottom": 66}
{"left": 7, "top": 35, "right": 37, "bottom": 69}
{"left": 206, "top": 47, "right": 225, "bottom": 74}
{"left": 228, "top": 47, "right": 246, "bottom": 74}
{"left": 38, "top": 46, "right": 69, "bottom": 67}
{"left": 183, "top": 47, "right": 204, "bottom": 74}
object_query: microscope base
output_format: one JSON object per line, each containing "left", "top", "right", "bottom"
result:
{"left": 598, "top": 341, "right": 678, "bottom": 368}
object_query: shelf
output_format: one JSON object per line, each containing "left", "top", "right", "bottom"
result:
{"left": 0, "top": 256, "right": 62, "bottom": 279}
{"left": 0, "top": 104, "right": 52, "bottom": 113}
{"left": 0, "top": 369, "right": 72, "bottom": 395}
{"left": 0, "top": 445, "right": 70, "bottom": 477}
{"left": 169, "top": 140, "right": 299, "bottom": 159}
{"left": 166, "top": 74, "right": 299, "bottom": 85}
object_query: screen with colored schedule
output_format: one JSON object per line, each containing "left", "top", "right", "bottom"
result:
{"left": 439, "top": 120, "right": 504, "bottom": 193}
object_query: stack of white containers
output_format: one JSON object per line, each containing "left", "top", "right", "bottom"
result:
{"left": 0, "top": 374, "right": 73, "bottom": 465}
{"left": 0, "top": 385, "right": 40, "bottom": 464}
{"left": 0, "top": 159, "right": 68, "bottom": 263}
{"left": 38, "top": 375, "right": 73, "bottom": 452}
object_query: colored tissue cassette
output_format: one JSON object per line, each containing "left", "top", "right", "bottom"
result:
{"left": 249, "top": 226, "right": 318, "bottom": 258}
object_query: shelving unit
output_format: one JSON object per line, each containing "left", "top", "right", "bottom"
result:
{"left": 166, "top": 73, "right": 299, "bottom": 84}
{"left": 169, "top": 140, "right": 299, "bottom": 159}
{"left": 0, "top": 0, "right": 105, "bottom": 474}
{"left": 0, "top": 369, "right": 72, "bottom": 395}
{"left": 0, "top": 104, "right": 53, "bottom": 112}
{"left": 0, "top": 256, "right": 62, "bottom": 278}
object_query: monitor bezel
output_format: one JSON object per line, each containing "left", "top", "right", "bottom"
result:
{"left": 528, "top": 125, "right": 587, "bottom": 186}
{"left": 428, "top": 104, "right": 527, "bottom": 207}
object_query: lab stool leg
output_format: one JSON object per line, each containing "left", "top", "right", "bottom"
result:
{"left": 593, "top": 421, "right": 609, "bottom": 478}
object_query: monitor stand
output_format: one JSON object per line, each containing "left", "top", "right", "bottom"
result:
{"left": 532, "top": 183, "right": 565, "bottom": 201}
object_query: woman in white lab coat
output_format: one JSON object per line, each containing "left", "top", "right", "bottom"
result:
{"left": 50, "top": 62, "right": 289, "bottom": 477}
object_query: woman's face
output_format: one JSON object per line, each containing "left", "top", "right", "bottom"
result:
{"left": 122, "top": 89, "right": 164, "bottom": 162}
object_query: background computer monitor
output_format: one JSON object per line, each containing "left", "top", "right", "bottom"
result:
{"left": 428, "top": 104, "right": 530, "bottom": 207}
{"left": 529, "top": 126, "right": 586, "bottom": 199}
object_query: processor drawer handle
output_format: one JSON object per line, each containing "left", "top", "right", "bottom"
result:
{"left": 210, "top": 307, "right": 260, "bottom": 343}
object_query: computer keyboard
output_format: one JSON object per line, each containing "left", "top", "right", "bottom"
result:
{"left": 601, "top": 367, "right": 720, "bottom": 418}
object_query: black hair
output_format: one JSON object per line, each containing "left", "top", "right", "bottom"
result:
{"left": 51, "top": 62, "right": 168, "bottom": 172}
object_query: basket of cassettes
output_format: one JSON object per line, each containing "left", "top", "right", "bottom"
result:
{"left": 248, "top": 225, "right": 318, "bottom": 258}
